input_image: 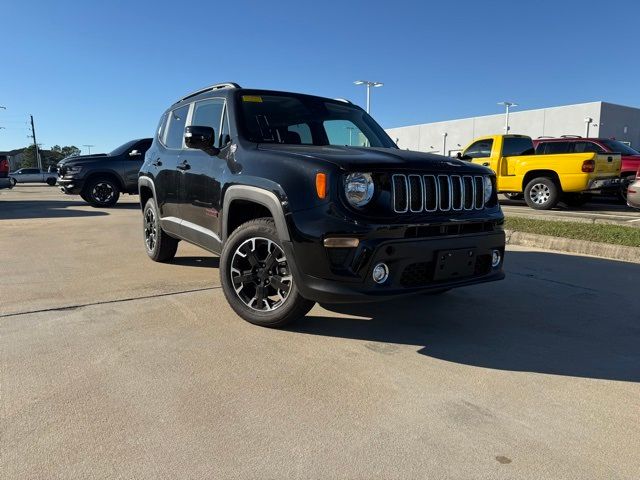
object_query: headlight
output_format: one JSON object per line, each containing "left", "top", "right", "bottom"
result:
{"left": 344, "top": 172, "right": 374, "bottom": 207}
{"left": 483, "top": 176, "right": 493, "bottom": 204}
{"left": 66, "top": 166, "right": 83, "bottom": 175}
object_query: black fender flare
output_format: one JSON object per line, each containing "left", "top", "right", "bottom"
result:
{"left": 222, "top": 185, "right": 290, "bottom": 242}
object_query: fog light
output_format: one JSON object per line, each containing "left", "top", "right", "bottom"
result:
{"left": 491, "top": 249, "right": 502, "bottom": 267}
{"left": 372, "top": 263, "right": 389, "bottom": 284}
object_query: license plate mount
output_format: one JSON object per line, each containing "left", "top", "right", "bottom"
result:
{"left": 433, "top": 248, "right": 476, "bottom": 281}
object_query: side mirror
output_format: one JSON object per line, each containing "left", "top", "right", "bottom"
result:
{"left": 129, "top": 150, "right": 141, "bottom": 157}
{"left": 456, "top": 152, "right": 463, "bottom": 159}
{"left": 185, "top": 125, "right": 220, "bottom": 155}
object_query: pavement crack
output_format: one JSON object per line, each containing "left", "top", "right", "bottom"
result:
{"left": 0, "top": 286, "right": 220, "bottom": 318}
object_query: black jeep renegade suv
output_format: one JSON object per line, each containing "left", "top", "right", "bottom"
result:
{"left": 139, "top": 83, "right": 505, "bottom": 327}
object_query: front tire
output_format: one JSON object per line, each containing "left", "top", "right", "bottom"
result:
{"left": 9, "top": 177, "right": 16, "bottom": 187}
{"left": 46, "top": 177, "right": 57, "bottom": 186}
{"left": 524, "top": 177, "right": 560, "bottom": 210}
{"left": 84, "top": 177, "right": 120, "bottom": 207}
{"left": 220, "top": 218, "right": 314, "bottom": 328}
{"left": 143, "top": 198, "right": 178, "bottom": 262}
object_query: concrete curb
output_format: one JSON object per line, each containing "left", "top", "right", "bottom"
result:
{"left": 504, "top": 211, "right": 640, "bottom": 228}
{"left": 505, "top": 229, "right": 640, "bottom": 264}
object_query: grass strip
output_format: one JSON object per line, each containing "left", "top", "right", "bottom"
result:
{"left": 504, "top": 217, "right": 640, "bottom": 248}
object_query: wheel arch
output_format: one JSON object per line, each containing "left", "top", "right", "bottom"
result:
{"left": 138, "top": 176, "right": 156, "bottom": 211}
{"left": 222, "top": 186, "right": 290, "bottom": 242}
{"left": 522, "top": 170, "right": 562, "bottom": 191}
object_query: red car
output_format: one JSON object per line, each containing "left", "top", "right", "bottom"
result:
{"left": 0, "top": 155, "right": 9, "bottom": 178}
{"left": 534, "top": 137, "right": 640, "bottom": 200}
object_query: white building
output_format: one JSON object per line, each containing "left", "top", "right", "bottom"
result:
{"left": 386, "top": 101, "right": 640, "bottom": 157}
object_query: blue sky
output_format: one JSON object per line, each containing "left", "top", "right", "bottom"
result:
{"left": 1, "top": 0, "right": 639, "bottom": 153}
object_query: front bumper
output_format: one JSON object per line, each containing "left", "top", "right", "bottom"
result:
{"left": 284, "top": 230, "right": 505, "bottom": 304}
{"left": 58, "top": 177, "right": 84, "bottom": 194}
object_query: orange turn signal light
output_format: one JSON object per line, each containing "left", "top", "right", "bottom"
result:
{"left": 316, "top": 173, "right": 327, "bottom": 199}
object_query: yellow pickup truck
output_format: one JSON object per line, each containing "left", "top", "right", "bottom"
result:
{"left": 458, "top": 135, "right": 621, "bottom": 209}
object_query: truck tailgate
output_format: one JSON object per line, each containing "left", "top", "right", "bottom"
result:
{"left": 594, "top": 153, "right": 621, "bottom": 174}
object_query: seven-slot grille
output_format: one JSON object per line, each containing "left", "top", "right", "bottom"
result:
{"left": 392, "top": 174, "right": 486, "bottom": 213}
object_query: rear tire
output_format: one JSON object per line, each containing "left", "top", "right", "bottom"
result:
{"left": 524, "top": 177, "right": 560, "bottom": 210}
{"left": 9, "top": 177, "right": 16, "bottom": 187}
{"left": 84, "top": 177, "right": 120, "bottom": 207}
{"left": 618, "top": 174, "right": 635, "bottom": 202}
{"left": 220, "top": 218, "right": 314, "bottom": 328}
{"left": 143, "top": 198, "right": 178, "bottom": 262}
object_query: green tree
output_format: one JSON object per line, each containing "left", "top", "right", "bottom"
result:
{"left": 20, "top": 145, "right": 38, "bottom": 168}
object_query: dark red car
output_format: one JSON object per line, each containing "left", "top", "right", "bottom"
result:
{"left": 534, "top": 137, "right": 640, "bottom": 200}
{"left": 0, "top": 155, "right": 9, "bottom": 178}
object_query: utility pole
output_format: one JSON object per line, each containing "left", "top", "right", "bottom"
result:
{"left": 29, "top": 115, "right": 42, "bottom": 170}
{"left": 83, "top": 144, "right": 95, "bottom": 155}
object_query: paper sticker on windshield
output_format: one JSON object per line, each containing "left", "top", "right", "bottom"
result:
{"left": 242, "top": 95, "right": 263, "bottom": 103}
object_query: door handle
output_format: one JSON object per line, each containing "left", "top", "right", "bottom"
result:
{"left": 177, "top": 160, "right": 190, "bottom": 171}
{"left": 151, "top": 158, "right": 162, "bottom": 167}
{"left": 482, "top": 162, "right": 490, "bottom": 167}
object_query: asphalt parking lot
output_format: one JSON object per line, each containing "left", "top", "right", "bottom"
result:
{"left": 1, "top": 186, "right": 639, "bottom": 479}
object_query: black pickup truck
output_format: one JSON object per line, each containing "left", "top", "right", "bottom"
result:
{"left": 57, "top": 138, "right": 152, "bottom": 207}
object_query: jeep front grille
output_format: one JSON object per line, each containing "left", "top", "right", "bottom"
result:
{"left": 392, "top": 174, "right": 486, "bottom": 213}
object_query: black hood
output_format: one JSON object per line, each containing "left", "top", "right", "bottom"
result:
{"left": 57, "top": 153, "right": 109, "bottom": 167}
{"left": 257, "top": 145, "right": 491, "bottom": 174}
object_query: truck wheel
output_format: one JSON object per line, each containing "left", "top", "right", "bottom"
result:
{"left": 143, "top": 198, "right": 178, "bottom": 262}
{"left": 84, "top": 177, "right": 120, "bottom": 207}
{"left": 46, "top": 178, "right": 57, "bottom": 186}
{"left": 9, "top": 178, "right": 16, "bottom": 187}
{"left": 618, "top": 174, "right": 635, "bottom": 202}
{"left": 503, "top": 192, "right": 524, "bottom": 201}
{"left": 220, "top": 218, "right": 314, "bottom": 328}
{"left": 524, "top": 177, "right": 560, "bottom": 210}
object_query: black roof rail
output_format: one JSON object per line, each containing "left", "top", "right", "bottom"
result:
{"left": 537, "top": 136, "right": 554, "bottom": 139}
{"left": 334, "top": 98, "right": 353, "bottom": 104}
{"left": 173, "top": 82, "right": 241, "bottom": 105}
{"left": 560, "top": 135, "right": 582, "bottom": 138}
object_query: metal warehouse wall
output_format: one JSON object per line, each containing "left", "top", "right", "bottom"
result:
{"left": 385, "top": 101, "right": 640, "bottom": 156}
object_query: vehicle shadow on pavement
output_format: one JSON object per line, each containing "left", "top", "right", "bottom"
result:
{"left": 295, "top": 251, "right": 640, "bottom": 382}
{"left": 0, "top": 200, "right": 109, "bottom": 220}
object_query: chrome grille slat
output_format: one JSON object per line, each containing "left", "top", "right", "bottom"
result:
{"left": 391, "top": 173, "right": 487, "bottom": 213}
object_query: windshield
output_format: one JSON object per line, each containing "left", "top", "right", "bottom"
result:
{"left": 109, "top": 139, "right": 138, "bottom": 156}
{"left": 600, "top": 139, "right": 640, "bottom": 156}
{"left": 236, "top": 92, "right": 396, "bottom": 148}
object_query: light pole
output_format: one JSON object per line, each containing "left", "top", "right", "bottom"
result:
{"left": 498, "top": 101, "right": 518, "bottom": 134}
{"left": 354, "top": 80, "right": 383, "bottom": 114}
{"left": 442, "top": 132, "right": 448, "bottom": 156}
{"left": 584, "top": 117, "right": 593, "bottom": 137}
{"left": 346, "top": 126, "right": 355, "bottom": 146}
{"left": 83, "top": 144, "right": 95, "bottom": 155}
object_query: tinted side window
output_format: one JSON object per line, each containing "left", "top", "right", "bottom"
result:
{"left": 573, "top": 141, "right": 605, "bottom": 154}
{"left": 191, "top": 99, "right": 225, "bottom": 148}
{"left": 220, "top": 106, "right": 231, "bottom": 147}
{"left": 537, "top": 141, "right": 571, "bottom": 154}
{"left": 165, "top": 105, "right": 190, "bottom": 149}
{"left": 502, "top": 137, "right": 535, "bottom": 156}
{"left": 157, "top": 113, "right": 169, "bottom": 143}
{"left": 464, "top": 139, "right": 493, "bottom": 159}
{"left": 287, "top": 123, "right": 312, "bottom": 144}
